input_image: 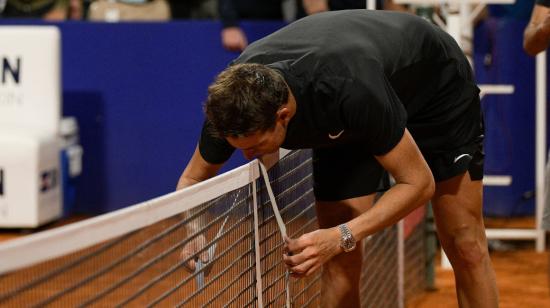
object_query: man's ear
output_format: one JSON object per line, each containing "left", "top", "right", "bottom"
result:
{"left": 276, "top": 107, "right": 291, "bottom": 124}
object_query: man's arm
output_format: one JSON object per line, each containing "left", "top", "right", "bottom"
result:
{"left": 284, "top": 129, "right": 435, "bottom": 277}
{"left": 524, "top": 4, "right": 550, "bottom": 56}
{"left": 218, "top": 0, "right": 248, "bottom": 51}
{"left": 178, "top": 144, "right": 222, "bottom": 235}
{"left": 347, "top": 129, "right": 435, "bottom": 240}
{"left": 177, "top": 144, "right": 223, "bottom": 190}
{"left": 178, "top": 144, "right": 224, "bottom": 270}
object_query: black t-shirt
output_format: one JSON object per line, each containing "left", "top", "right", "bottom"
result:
{"left": 200, "top": 10, "right": 479, "bottom": 164}
{"left": 536, "top": 0, "right": 550, "bottom": 6}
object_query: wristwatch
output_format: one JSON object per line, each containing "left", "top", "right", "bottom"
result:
{"left": 338, "top": 223, "right": 356, "bottom": 252}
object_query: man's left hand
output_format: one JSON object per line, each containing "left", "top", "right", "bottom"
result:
{"left": 283, "top": 227, "right": 342, "bottom": 278}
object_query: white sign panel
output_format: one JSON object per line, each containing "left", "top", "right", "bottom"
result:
{"left": 0, "top": 26, "right": 61, "bottom": 135}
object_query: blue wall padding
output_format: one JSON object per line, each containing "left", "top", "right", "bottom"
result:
{"left": 474, "top": 18, "right": 546, "bottom": 216}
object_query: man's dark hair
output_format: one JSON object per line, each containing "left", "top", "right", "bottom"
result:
{"left": 204, "top": 63, "right": 289, "bottom": 138}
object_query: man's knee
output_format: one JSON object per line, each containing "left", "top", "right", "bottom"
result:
{"left": 452, "top": 232, "right": 488, "bottom": 268}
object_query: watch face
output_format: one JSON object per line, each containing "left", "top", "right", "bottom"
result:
{"left": 343, "top": 238, "right": 356, "bottom": 252}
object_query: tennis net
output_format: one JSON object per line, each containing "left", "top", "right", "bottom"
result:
{"left": 0, "top": 149, "right": 431, "bottom": 307}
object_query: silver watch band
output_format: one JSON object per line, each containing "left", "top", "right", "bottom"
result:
{"left": 338, "top": 223, "right": 356, "bottom": 252}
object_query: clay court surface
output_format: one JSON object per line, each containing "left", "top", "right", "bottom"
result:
{"left": 411, "top": 217, "right": 550, "bottom": 308}
{"left": 1, "top": 217, "right": 549, "bottom": 307}
{"left": 409, "top": 248, "right": 550, "bottom": 308}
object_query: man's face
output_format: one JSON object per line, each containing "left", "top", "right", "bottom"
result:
{"left": 226, "top": 121, "right": 287, "bottom": 160}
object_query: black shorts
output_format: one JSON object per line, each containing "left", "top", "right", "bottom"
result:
{"left": 312, "top": 99, "right": 485, "bottom": 202}
{"left": 312, "top": 137, "right": 484, "bottom": 201}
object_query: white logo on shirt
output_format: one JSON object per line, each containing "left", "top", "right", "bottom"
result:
{"left": 328, "top": 130, "right": 345, "bottom": 139}
{"left": 453, "top": 154, "right": 472, "bottom": 164}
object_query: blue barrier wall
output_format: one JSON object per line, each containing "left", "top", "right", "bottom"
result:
{"left": 474, "top": 18, "right": 543, "bottom": 216}
{"left": 57, "top": 21, "right": 285, "bottom": 213}
{"left": 0, "top": 19, "right": 544, "bottom": 216}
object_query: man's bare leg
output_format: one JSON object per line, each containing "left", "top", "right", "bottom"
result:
{"left": 431, "top": 172, "right": 498, "bottom": 308}
{"left": 315, "top": 194, "right": 375, "bottom": 308}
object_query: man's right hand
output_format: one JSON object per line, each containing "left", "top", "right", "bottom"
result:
{"left": 180, "top": 234, "right": 210, "bottom": 272}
